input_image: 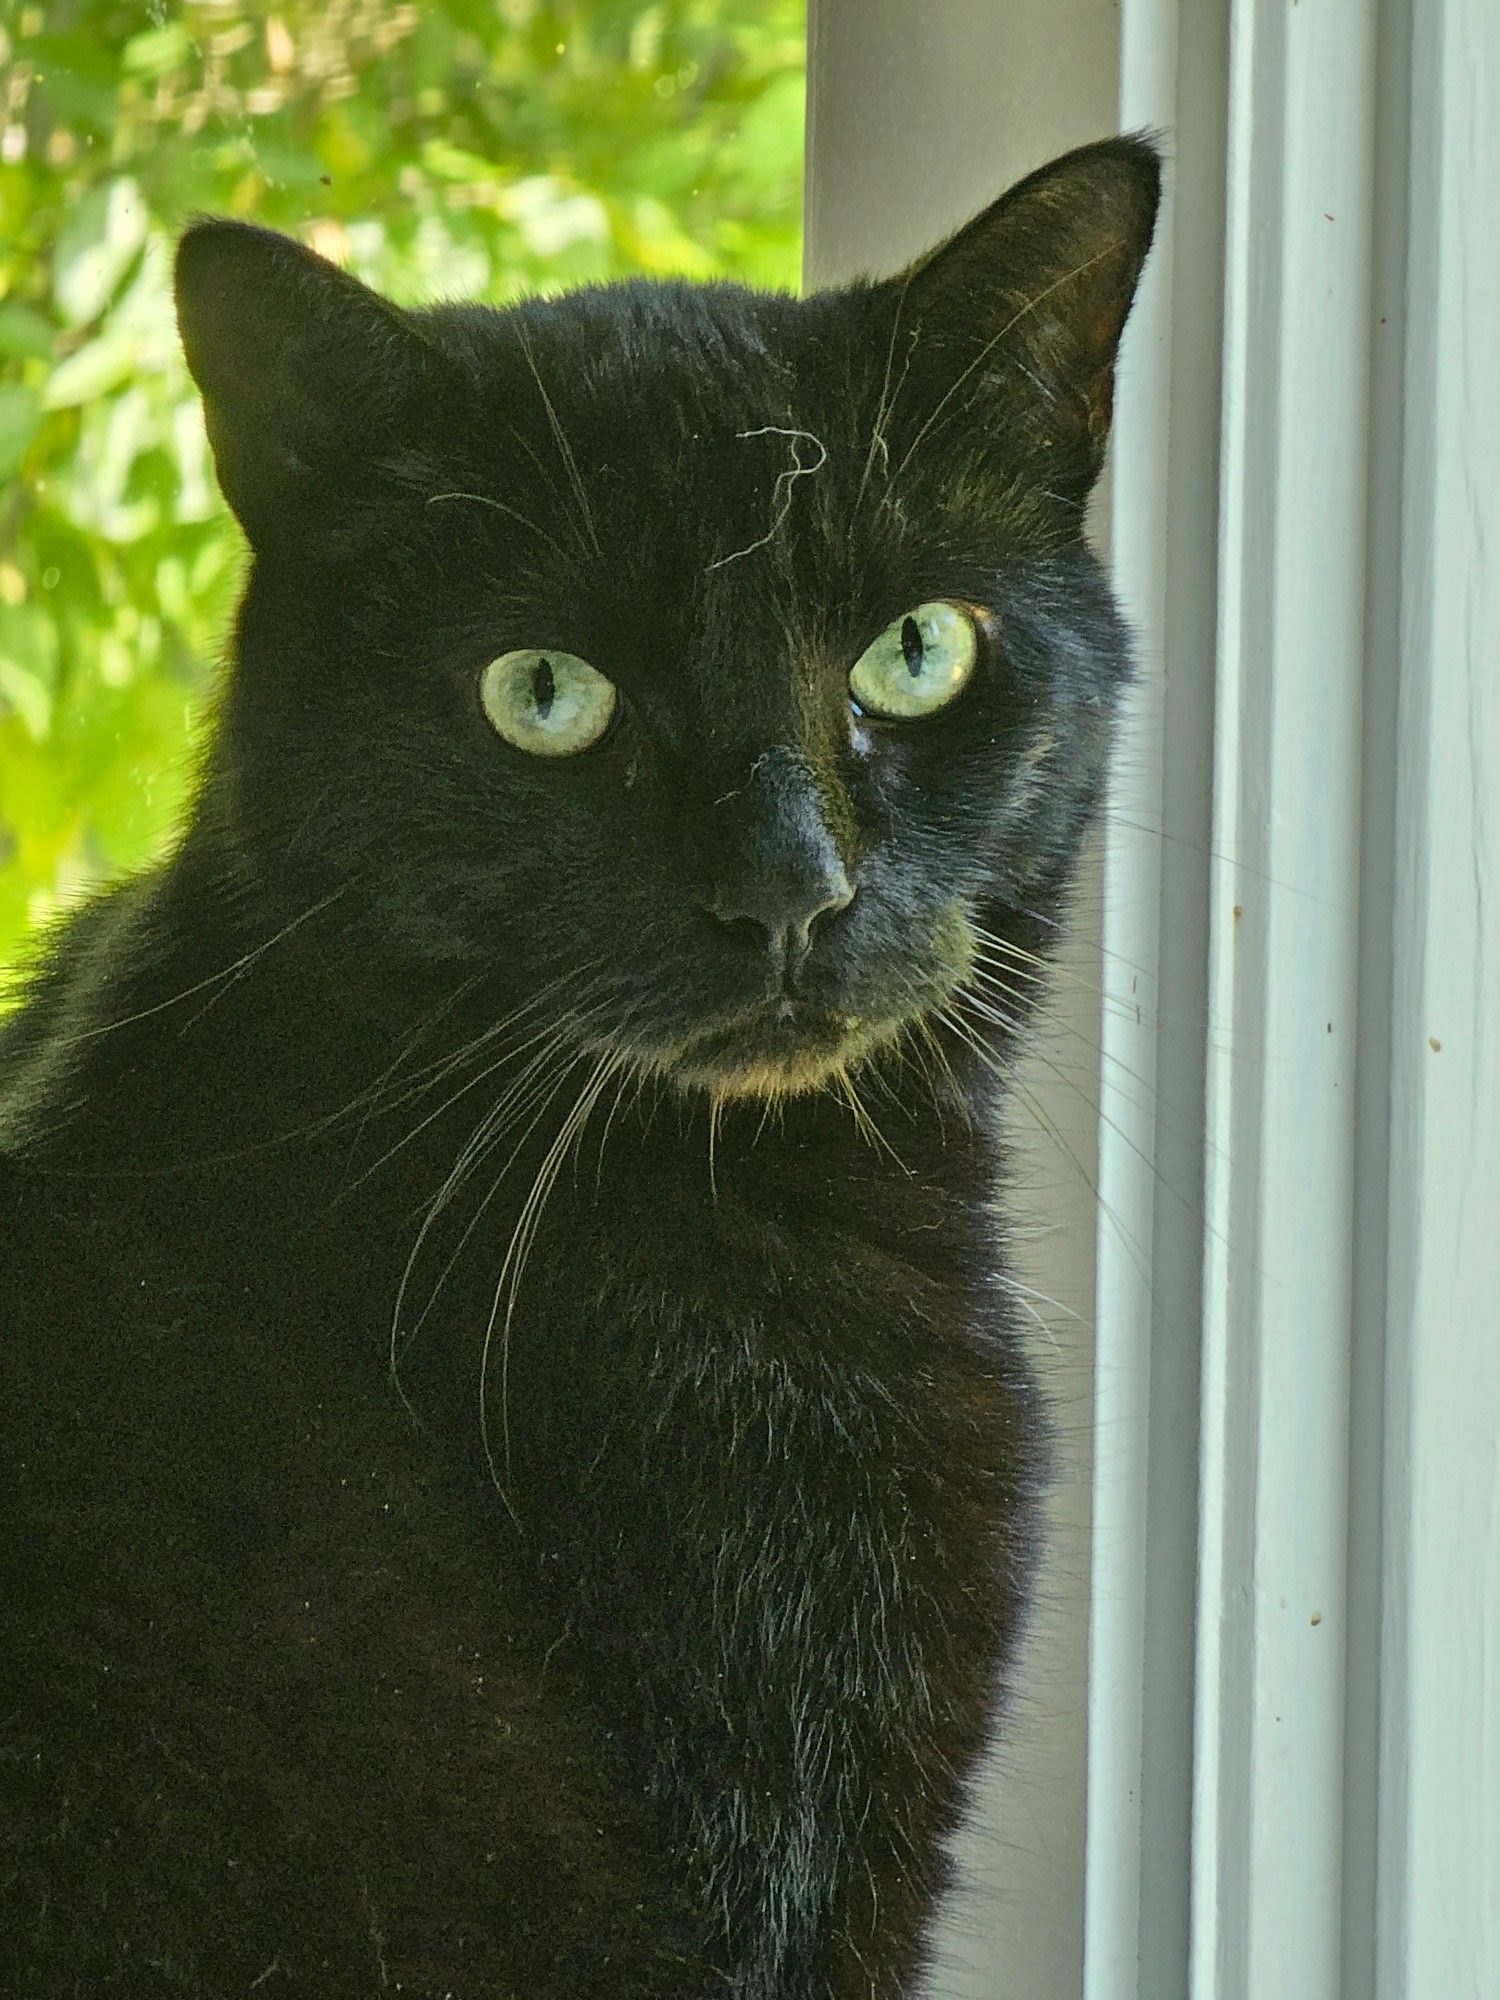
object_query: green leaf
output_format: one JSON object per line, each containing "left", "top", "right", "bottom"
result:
{"left": 121, "top": 22, "right": 196, "bottom": 78}
{"left": 0, "top": 383, "right": 44, "bottom": 480}
{"left": 53, "top": 180, "right": 149, "bottom": 330}
{"left": 42, "top": 332, "right": 140, "bottom": 409}
{"left": 0, "top": 302, "right": 57, "bottom": 362}
{"left": 0, "top": 605, "right": 61, "bottom": 740}
{"left": 421, "top": 139, "right": 503, "bottom": 183}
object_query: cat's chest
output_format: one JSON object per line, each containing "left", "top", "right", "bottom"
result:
{"left": 479, "top": 1149, "right": 1032, "bottom": 1587}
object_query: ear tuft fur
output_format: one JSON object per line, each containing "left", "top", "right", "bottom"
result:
{"left": 885, "top": 134, "right": 1162, "bottom": 497}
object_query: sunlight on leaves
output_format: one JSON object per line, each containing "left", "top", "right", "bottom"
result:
{"left": 0, "top": 0, "right": 806, "bottom": 984}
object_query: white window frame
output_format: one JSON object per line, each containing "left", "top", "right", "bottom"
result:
{"left": 805, "top": 4, "right": 1499, "bottom": 1996}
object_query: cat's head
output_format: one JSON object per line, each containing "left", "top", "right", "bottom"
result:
{"left": 175, "top": 137, "right": 1158, "bottom": 1101}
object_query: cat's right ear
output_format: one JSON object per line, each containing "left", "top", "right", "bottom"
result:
{"left": 873, "top": 136, "right": 1162, "bottom": 500}
{"left": 175, "top": 219, "right": 456, "bottom": 550}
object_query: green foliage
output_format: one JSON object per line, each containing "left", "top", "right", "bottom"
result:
{"left": 0, "top": 0, "right": 805, "bottom": 984}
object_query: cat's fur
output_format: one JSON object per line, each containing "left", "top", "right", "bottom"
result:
{"left": 0, "top": 137, "right": 1158, "bottom": 1997}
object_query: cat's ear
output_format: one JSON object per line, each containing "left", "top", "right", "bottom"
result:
{"left": 886, "top": 135, "right": 1161, "bottom": 496}
{"left": 175, "top": 219, "right": 456, "bottom": 549}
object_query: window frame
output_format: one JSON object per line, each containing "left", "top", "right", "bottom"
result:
{"left": 804, "top": 3, "right": 1500, "bottom": 1994}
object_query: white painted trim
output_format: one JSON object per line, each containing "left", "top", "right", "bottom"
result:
{"left": 1085, "top": 0, "right": 1175, "bottom": 1985}
{"left": 1186, "top": 1, "right": 1500, "bottom": 1994}
{"left": 1377, "top": 2, "right": 1500, "bottom": 1991}
{"left": 1088, "top": 0, "right": 1238, "bottom": 1988}
{"left": 1193, "top": 0, "right": 1382, "bottom": 1991}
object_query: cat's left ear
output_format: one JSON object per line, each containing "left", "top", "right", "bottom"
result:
{"left": 175, "top": 219, "right": 458, "bottom": 550}
{"left": 886, "top": 135, "right": 1161, "bottom": 497}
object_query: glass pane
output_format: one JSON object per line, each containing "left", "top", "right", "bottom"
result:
{"left": 0, "top": 0, "right": 806, "bottom": 984}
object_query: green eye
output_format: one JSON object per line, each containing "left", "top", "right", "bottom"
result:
{"left": 848, "top": 601, "right": 979, "bottom": 721}
{"left": 480, "top": 649, "right": 617, "bottom": 758}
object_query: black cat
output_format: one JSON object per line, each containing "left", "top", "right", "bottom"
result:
{"left": 0, "top": 136, "right": 1158, "bottom": 1997}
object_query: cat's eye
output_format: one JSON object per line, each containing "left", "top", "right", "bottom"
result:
{"left": 480, "top": 649, "right": 618, "bottom": 758}
{"left": 848, "top": 601, "right": 979, "bottom": 721}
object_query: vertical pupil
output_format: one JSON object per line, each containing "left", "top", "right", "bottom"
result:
{"left": 532, "top": 656, "right": 556, "bottom": 718}
{"left": 900, "top": 616, "right": 924, "bottom": 678}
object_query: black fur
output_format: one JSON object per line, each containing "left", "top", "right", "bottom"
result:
{"left": 1, "top": 138, "right": 1159, "bottom": 1996}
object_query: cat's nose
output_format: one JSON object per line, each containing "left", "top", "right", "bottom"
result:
{"left": 700, "top": 744, "right": 856, "bottom": 970}
{"left": 701, "top": 860, "right": 856, "bottom": 966}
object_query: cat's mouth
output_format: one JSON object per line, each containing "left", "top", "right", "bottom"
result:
{"left": 664, "top": 998, "right": 889, "bottom": 1098}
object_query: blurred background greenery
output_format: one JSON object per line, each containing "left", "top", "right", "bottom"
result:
{"left": 0, "top": 0, "right": 805, "bottom": 987}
